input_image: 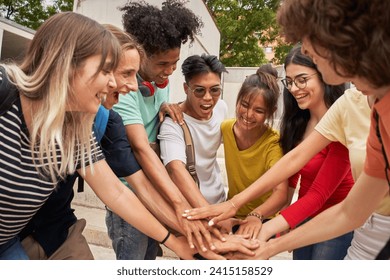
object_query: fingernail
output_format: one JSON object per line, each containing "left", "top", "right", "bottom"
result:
{"left": 187, "top": 216, "right": 192, "bottom": 219}
{"left": 202, "top": 246, "right": 207, "bottom": 252}
{"left": 190, "top": 244, "right": 195, "bottom": 249}
{"left": 229, "top": 232, "right": 233, "bottom": 235}
{"left": 182, "top": 213, "right": 187, "bottom": 217}
{"left": 184, "top": 209, "right": 190, "bottom": 213}
{"left": 210, "top": 245, "right": 216, "bottom": 250}
{"left": 208, "top": 220, "right": 214, "bottom": 226}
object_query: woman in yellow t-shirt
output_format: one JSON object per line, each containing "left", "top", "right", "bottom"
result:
{"left": 222, "top": 64, "right": 288, "bottom": 239}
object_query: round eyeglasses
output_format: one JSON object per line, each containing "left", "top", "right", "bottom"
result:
{"left": 187, "top": 84, "right": 223, "bottom": 98}
{"left": 281, "top": 72, "right": 318, "bottom": 90}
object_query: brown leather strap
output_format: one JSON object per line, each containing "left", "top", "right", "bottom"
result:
{"left": 181, "top": 121, "right": 200, "bottom": 187}
{"left": 152, "top": 116, "right": 200, "bottom": 187}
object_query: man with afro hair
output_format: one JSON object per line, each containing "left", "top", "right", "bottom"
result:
{"left": 109, "top": 0, "right": 220, "bottom": 260}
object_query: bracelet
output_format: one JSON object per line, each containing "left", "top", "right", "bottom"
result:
{"left": 229, "top": 199, "right": 238, "bottom": 210}
{"left": 160, "top": 231, "right": 171, "bottom": 245}
{"left": 247, "top": 212, "right": 264, "bottom": 222}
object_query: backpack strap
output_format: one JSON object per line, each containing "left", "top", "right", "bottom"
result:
{"left": 0, "top": 66, "right": 19, "bottom": 116}
{"left": 156, "top": 116, "right": 200, "bottom": 187}
{"left": 181, "top": 121, "right": 200, "bottom": 187}
{"left": 93, "top": 105, "right": 110, "bottom": 142}
{"left": 78, "top": 105, "right": 110, "bottom": 193}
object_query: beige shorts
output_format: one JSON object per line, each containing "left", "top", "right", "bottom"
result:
{"left": 21, "top": 218, "right": 94, "bottom": 260}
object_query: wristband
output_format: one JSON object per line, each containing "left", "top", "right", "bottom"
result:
{"left": 160, "top": 231, "right": 171, "bottom": 245}
{"left": 247, "top": 212, "right": 264, "bottom": 222}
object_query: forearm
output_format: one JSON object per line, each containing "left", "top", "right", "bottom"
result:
{"left": 126, "top": 171, "right": 184, "bottom": 234}
{"left": 84, "top": 165, "right": 171, "bottom": 243}
{"left": 106, "top": 185, "right": 192, "bottom": 259}
{"left": 134, "top": 145, "right": 189, "bottom": 209}
{"left": 265, "top": 202, "right": 349, "bottom": 258}
{"left": 110, "top": 188, "right": 170, "bottom": 241}
{"left": 233, "top": 152, "right": 304, "bottom": 209}
{"left": 264, "top": 173, "right": 389, "bottom": 257}
{"left": 232, "top": 131, "right": 327, "bottom": 209}
{"left": 167, "top": 162, "right": 209, "bottom": 208}
{"left": 252, "top": 181, "right": 288, "bottom": 219}
{"left": 258, "top": 215, "right": 290, "bottom": 242}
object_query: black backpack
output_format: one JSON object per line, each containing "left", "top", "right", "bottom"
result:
{"left": 0, "top": 66, "right": 19, "bottom": 117}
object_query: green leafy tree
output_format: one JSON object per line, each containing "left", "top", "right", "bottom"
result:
{"left": 0, "top": 0, "right": 73, "bottom": 30}
{"left": 204, "top": 0, "right": 292, "bottom": 66}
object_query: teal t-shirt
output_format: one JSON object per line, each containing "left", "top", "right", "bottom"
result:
{"left": 113, "top": 84, "right": 170, "bottom": 142}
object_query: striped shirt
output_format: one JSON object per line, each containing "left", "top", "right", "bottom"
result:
{"left": 0, "top": 97, "right": 103, "bottom": 246}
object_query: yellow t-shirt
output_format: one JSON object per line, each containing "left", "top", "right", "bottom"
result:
{"left": 222, "top": 119, "right": 283, "bottom": 219}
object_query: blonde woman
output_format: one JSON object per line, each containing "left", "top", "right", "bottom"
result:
{"left": 0, "top": 12, "right": 192, "bottom": 260}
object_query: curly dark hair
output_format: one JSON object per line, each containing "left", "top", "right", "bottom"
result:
{"left": 120, "top": 0, "right": 203, "bottom": 56}
{"left": 279, "top": 45, "right": 345, "bottom": 154}
{"left": 277, "top": 0, "right": 390, "bottom": 88}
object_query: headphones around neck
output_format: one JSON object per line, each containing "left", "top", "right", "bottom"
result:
{"left": 136, "top": 74, "right": 169, "bottom": 97}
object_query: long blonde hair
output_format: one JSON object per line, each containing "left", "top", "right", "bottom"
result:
{"left": 2, "top": 12, "right": 121, "bottom": 181}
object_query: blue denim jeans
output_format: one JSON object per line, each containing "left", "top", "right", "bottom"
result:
{"left": 105, "top": 209, "right": 158, "bottom": 260}
{"left": 0, "top": 236, "right": 29, "bottom": 260}
{"left": 293, "top": 231, "right": 354, "bottom": 260}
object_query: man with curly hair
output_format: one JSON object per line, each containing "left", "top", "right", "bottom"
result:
{"left": 109, "top": 0, "right": 221, "bottom": 260}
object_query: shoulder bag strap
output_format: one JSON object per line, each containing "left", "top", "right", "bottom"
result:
{"left": 181, "top": 121, "right": 200, "bottom": 188}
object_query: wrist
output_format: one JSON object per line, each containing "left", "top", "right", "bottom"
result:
{"left": 230, "top": 193, "right": 246, "bottom": 209}
{"left": 160, "top": 231, "right": 171, "bottom": 245}
{"left": 162, "top": 233, "right": 184, "bottom": 254}
{"left": 230, "top": 195, "right": 243, "bottom": 210}
{"left": 247, "top": 211, "right": 264, "bottom": 223}
{"left": 171, "top": 196, "right": 188, "bottom": 210}
{"left": 266, "top": 237, "right": 280, "bottom": 259}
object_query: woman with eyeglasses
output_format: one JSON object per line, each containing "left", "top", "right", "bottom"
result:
{"left": 261, "top": 45, "right": 353, "bottom": 260}
{"left": 219, "top": 64, "right": 288, "bottom": 238}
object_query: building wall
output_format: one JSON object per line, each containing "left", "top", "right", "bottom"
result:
{"left": 73, "top": 0, "right": 220, "bottom": 103}
{"left": 0, "top": 17, "right": 34, "bottom": 62}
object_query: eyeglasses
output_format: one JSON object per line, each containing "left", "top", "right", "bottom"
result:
{"left": 186, "top": 84, "right": 223, "bottom": 98}
{"left": 281, "top": 72, "right": 318, "bottom": 90}
{"left": 374, "top": 110, "right": 390, "bottom": 187}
